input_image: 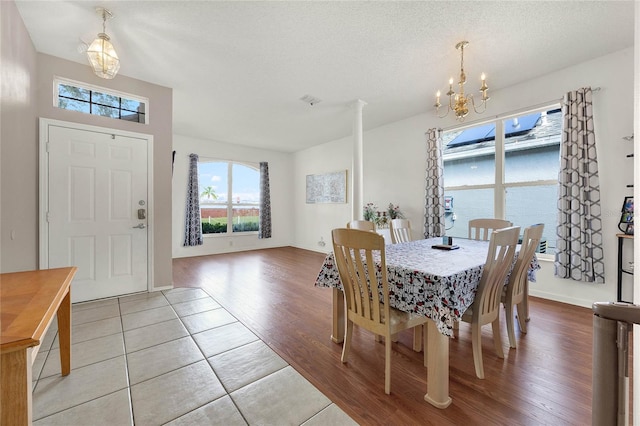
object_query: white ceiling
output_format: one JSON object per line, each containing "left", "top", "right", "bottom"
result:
{"left": 15, "top": 1, "right": 635, "bottom": 152}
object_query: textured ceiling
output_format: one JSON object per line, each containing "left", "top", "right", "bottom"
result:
{"left": 15, "top": 1, "right": 635, "bottom": 152}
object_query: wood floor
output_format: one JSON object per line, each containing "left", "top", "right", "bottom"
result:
{"left": 173, "top": 246, "right": 608, "bottom": 425}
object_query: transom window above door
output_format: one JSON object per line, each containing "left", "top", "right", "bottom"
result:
{"left": 54, "top": 77, "right": 148, "bottom": 124}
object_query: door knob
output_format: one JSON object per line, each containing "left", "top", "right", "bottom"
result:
{"left": 132, "top": 223, "right": 146, "bottom": 229}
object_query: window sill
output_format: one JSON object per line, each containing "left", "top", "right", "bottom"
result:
{"left": 203, "top": 231, "right": 259, "bottom": 238}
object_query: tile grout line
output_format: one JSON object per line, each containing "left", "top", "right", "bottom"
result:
{"left": 117, "top": 294, "right": 137, "bottom": 426}
{"left": 163, "top": 291, "right": 253, "bottom": 426}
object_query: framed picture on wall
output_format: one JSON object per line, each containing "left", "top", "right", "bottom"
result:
{"left": 618, "top": 196, "right": 634, "bottom": 235}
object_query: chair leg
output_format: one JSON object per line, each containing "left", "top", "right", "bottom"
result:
{"left": 491, "top": 318, "right": 504, "bottom": 359}
{"left": 384, "top": 336, "right": 392, "bottom": 395}
{"left": 413, "top": 325, "right": 422, "bottom": 352}
{"left": 516, "top": 301, "right": 528, "bottom": 334}
{"left": 471, "top": 323, "right": 484, "bottom": 379}
{"left": 341, "top": 321, "right": 353, "bottom": 363}
{"left": 422, "top": 323, "right": 428, "bottom": 368}
{"left": 505, "top": 302, "right": 517, "bottom": 349}
{"left": 523, "top": 280, "right": 530, "bottom": 322}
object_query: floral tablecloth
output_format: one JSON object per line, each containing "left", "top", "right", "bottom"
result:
{"left": 314, "top": 237, "right": 540, "bottom": 337}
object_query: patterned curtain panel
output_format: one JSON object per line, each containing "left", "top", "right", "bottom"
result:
{"left": 183, "top": 153, "right": 203, "bottom": 247}
{"left": 424, "top": 128, "right": 446, "bottom": 238}
{"left": 555, "top": 87, "right": 604, "bottom": 283}
{"left": 259, "top": 161, "right": 272, "bottom": 239}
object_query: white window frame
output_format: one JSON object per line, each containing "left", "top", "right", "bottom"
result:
{"left": 53, "top": 76, "right": 150, "bottom": 124}
{"left": 443, "top": 103, "right": 561, "bottom": 260}
{"left": 198, "top": 158, "right": 260, "bottom": 236}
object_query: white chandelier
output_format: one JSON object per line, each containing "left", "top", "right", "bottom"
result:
{"left": 435, "top": 41, "right": 489, "bottom": 121}
{"left": 86, "top": 7, "right": 120, "bottom": 79}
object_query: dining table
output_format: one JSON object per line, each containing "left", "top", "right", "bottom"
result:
{"left": 314, "top": 237, "right": 539, "bottom": 409}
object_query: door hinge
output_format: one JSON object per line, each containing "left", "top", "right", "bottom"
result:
{"left": 46, "top": 142, "right": 50, "bottom": 153}
{"left": 46, "top": 212, "right": 51, "bottom": 222}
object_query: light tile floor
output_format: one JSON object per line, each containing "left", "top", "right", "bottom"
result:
{"left": 32, "top": 288, "right": 357, "bottom": 426}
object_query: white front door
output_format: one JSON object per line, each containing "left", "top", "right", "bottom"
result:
{"left": 45, "top": 124, "right": 149, "bottom": 302}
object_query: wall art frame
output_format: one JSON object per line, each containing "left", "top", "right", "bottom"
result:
{"left": 306, "top": 170, "right": 347, "bottom": 204}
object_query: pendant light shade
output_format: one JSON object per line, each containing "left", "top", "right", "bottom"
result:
{"left": 87, "top": 8, "right": 120, "bottom": 79}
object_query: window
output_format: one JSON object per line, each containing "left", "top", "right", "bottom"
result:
{"left": 54, "top": 78, "right": 147, "bottom": 123}
{"left": 198, "top": 160, "right": 260, "bottom": 234}
{"left": 442, "top": 107, "right": 561, "bottom": 254}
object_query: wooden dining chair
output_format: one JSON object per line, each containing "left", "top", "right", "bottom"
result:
{"left": 468, "top": 218, "right": 513, "bottom": 241}
{"left": 389, "top": 219, "right": 411, "bottom": 244}
{"left": 346, "top": 220, "right": 375, "bottom": 231}
{"left": 501, "top": 223, "right": 544, "bottom": 348}
{"left": 460, "top": 225, "right": 520, "bottom": 379}
{"left": 331, "top": 228, "right": 429, "bottom": 394}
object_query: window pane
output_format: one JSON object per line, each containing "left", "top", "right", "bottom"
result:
{"left": 443, "top": 125, "right": 495, "bottom": 186}
{"left": 59, "top": 84, "right": 89, "bottom": 101}
{"left": 199, "top": 162, "right": 228, "bottom": 203}
{"left": 201, "top": 207, "right": 228, "bottom": 234}
{"left": 91, "top": 105, "right": 119, "bottom": 119}
{"left": 232, "top": 206, "right": 259, "bottom": 232}
{"left": 120, "top": 98, "right": 142, "bottom": 112}
{"left": 121, "top": 112, "right": 143, "bottom": 123}
{"left": 504, "top": 110, "right": 561, "bottom": 183}
{"left": 505, "top": 184, "right": 557, "bottom": 253}
{"left": 92, "top": 91, "right": 120, "bottom": 107}
{"left": 443, "top": 188, "right": 494, "bottom": 239}
{"left": 58, "top": 98, "right": 90, "bottom": 113}
{"left": 232, "top": 164, "right": 260, "bottom": 205}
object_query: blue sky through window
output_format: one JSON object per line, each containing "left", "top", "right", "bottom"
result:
{"left": 199, "top": 162, "right": 259, "bottom": 204}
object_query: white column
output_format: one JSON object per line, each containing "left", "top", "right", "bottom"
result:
{"left": 352, "top": 99, "right": 367, "bottom": 220}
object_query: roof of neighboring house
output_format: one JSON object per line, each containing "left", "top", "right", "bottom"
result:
{"left": 442, "top": 108, "right": 562, "bottom": 161}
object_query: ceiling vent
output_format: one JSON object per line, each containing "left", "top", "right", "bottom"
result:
{"left": 300, "top": 94, "right": 322, "bottom": 106}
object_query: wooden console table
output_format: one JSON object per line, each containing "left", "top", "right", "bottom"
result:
{"left": 0, "top": 267, "right": 76, "bottom": 425}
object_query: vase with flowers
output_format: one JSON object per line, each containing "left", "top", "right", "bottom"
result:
{"left": 387, "top": 203, "right": 405, "bottom": 220}
{"left": 363, "top": 203, "right": 377, "bottom": 223}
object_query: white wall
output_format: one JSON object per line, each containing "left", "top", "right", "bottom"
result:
{"left": 293, "top": 137, "right": 353, "bottom": 252}
{"left": 293, "top": 47, "right": 634, "bottom": 308}
{"left": 172, "top": 135, "right": 293, "bottom": 257}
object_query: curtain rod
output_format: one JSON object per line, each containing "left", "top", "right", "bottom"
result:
{"left": 438, "top": 86, "right": 601, "bottom": 133}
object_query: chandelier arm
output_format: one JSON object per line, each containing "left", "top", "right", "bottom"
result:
{"left": 469, "top": 95, "right": 488, "bottom": 114}
{"left": 436, "top": 105, "right": 451, "bottom": 119}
